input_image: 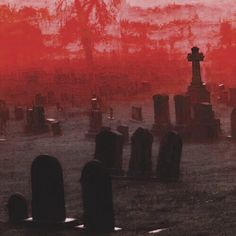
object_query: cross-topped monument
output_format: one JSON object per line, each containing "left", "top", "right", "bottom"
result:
{"left": 187, "top": 47, "right": 210, "bottom": 104}
{"left": 188, "top": 47, "right": 204, "bottom": 86}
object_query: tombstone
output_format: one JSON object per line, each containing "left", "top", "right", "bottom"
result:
{"left": 8, "top": 193, "right": 28, "bottom": 223}
{"left": 187, "top": 47, "right": 210, "bottom": 104}
{"left": 229, "top": 88, "right": 236, "bottom": 106}
{"left": 80, "top": 160, "right": 115, "bottom": 233}
{"left": 231, "top": 108, "right": 236, "bottom": 139}
{"left": 128, "top": 127, "right": 153, "bottom": 177}
{"left": 152, "top": 94, "right": 171, "bottom": 135}
{"left": 157, "top": 131, "right": 182, "bottom": 181}
{"left": 191, "top": 102, "right": 220, "bottom": 139}
{"left": 31, "top": 106, "right": 48, "bottom": 133}
{"left": 31, "top": 155, "right": 66, "bottom": 223}
{"left": 14, "top": 106, "right": 24, "bottom": 120}
{"left": 86, "top": 110, "right": 103, "bottom": 138}
{"left": 131, "top": 106, "right": 143, "bottom": 121}
{"left": 117, "top": 125, "right": 129, "bottom": 144}
{"left": 174, "top": 95, "right": 191, "bottom": 125}
{"left": 95, "top": 130, "right": 124, "bottom": 176}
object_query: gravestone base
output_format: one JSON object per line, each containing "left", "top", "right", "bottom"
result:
{"left": 23, "top": 217, "right": 79, "bottom": 228}
{"left": 190, "top": 119, "right": 220, "bottom": 140}
{"left": 152, "top": 123, "right": 172, "bottom": 136}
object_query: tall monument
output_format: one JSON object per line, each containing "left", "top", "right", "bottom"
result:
{"left": 187, "top": 47, "right": 210, "bottom": 104}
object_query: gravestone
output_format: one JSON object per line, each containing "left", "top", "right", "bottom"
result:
{"left": 157, "top": 131, "right": 182, "bottom": 181}
{"left": 86, "top": 110, "right": 103, "bottom": 138}
{"left": 80, "top": 160, "right": 115, "bottom": 233}
{"left": 187, "top": 47, "right": 210, "bottom": 104}
{"left": 231, "top": 108, "right": 236, "bottom": 139}
{"left": 35, "top": 93, "right": 45, "bottom": 106}
{"left": 117, "top": 125, "right": 129, "bottom": 144}
{"left": 28, "top": 155, "right": 76, "bottom": 226}
{"left": 131, "top": 106, "right": 143, "bottom": 121}
{"left": 8, "top": 193, "right": 28, "bottom": 223}
{"left": 174, "top": 95, "right": 191, "bottom": 125}
{"left": 95, "top": 130, "right": 124, "bottom": 176}
{"left": 191, "top": 102, "right": 220, "bottom": 139}
{"left": 128, "top": 127, "right": 153, "bottom": 177}
{"left": 152, "top": 94, "right": 171, "bottom": 135}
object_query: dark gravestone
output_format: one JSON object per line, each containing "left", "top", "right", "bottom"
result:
{"left": 231, "top": 108, "right": 236, "bottom": 139}
{"left": 117, "top": 125, "right": 129, "bottom": 144}
{"left": 31, "top": 155, "right": 66, "bottom": 223}
{"left": 157, "top": 131, "right": 182, "bottom": 181}
{"left": 86, "top": 110, "right": 103, "bottom": 138}
{"left": 131, "top": 106, "right": 143, "bottom": 121}
{"left": 128, "top": 127, "right": 153, "bottom": 177}
{"left": 8, "top": 193, "right": 28, "bottom": 223}
{"left": 152, "top": 94, "right": 171, "bottom": 135}
{"left": 174, "top": 95, "right": 191, "bottom": 125}
{"left": 95, "top": 130, "right": 124, "bottom": 176}
{"left": 35, "top": 93, "right": 45, "bottom": 106}
{"left": 80, "top": 160, "right": 115, "bottom": 233}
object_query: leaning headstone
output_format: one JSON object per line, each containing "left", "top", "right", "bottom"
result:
{"left": 30, "top": 155, "right": 77, "bottom": 226}
{"left": 117, "top": 125, "right": 129, "bottom": 144}
{"left": 231, "top": 108, "right": 236, "bottom": 139}
{"left": 156, "top": 131, "right": 182, "bottom": 181}
{"left": 128, "top": 127, "right": 153, "bottom": 177}
{"left": 8, "top": 193, "right": 28, "bottom": 223}
{"left": 80, "top": 160, "right": 115, "bottom": 233}
{"left": 131, "top": 106, "right": 143, "bottom": 121}
{"left": 95, "top": 130, "right": 124, "bottom": 176}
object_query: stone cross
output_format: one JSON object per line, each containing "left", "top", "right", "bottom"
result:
{"left": 187, "top": 47, "right": 204, "bottom": 86}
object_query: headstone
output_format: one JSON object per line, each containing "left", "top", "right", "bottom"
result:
{"left": 86, "top": 110, "right": 103, "bottom": 138}
{"left": 80, "top": 160, "right": 115, "bottom": 233}
{"left": 8, "top": 193, "right": 28, "bottom": 223}
{"left": 156, "top": 131, "right": 182, "bottom": 181}
{"left": 187, "top": 47, "right": 210, "bottom": 104}
{"left": 152, "top": 94, "right": 171, "bottom": 135}
{"left": 231, "top": 108, "right": 236, "bottom": 138}
{"left": 191, "top": 102, "right": 220, "bottom": 139}
{"left": 35, "top": 93, "right": 45, "bottom": 106}
{"left": 117, "top": 125, "right": 129, "bottom": 144}
{"left": 31, "top": 155, "right": 66, "bottom": 223}
{"left": 174, "top": 95, "right": 191, "bottom": 125}
{"left": 0, "top": 100, "right": 9, "bottom": 135}
{"left": 128, "top": 127, "right": 153, "bottom": 177}
{"left": 95, "top": 130, "right": 124, "bottom": 176}
{"left": 14, "top": 106, "right": 24, "bottom": 120}
{"left": 131, "top": 106, "right": 143, "bottom": 121}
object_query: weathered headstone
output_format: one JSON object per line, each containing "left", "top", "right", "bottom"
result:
{"left": 86, "top": 110, "right": 103, "bottom": 138}
{"left": 231, "top": 108, "right": 236, "bottom": 138}
{"left": 95, "top": 130, "right": 124, "bottom": 175}
{"left": 8, "top": 193, "right": 28, "bottom": 223}
{"left": 174, "top": 95, "right": 191, "bottom": 125}
{"left": 187, "top": 47, "right": 210, "bottom": 104}
{"left": 128, "top": 127, "right": 153, "bottom": 177}
{"left": 117, "top": 125, "right": 129, "bottom": 144}
{"left": 131, "top": 106, "right": 143, "bottom": 121}
{"left": 31, "top": 155, "right": 66, "bottom": 223}
{"left": 156, "top": 131, "right": 182, "bottom": 181}
{"left": 80, "top": 160, "right": 115, "bottom": 233}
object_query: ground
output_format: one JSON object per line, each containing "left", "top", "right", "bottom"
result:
{"left": 0, "top": 96, "right": 235, "bottom": 235}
